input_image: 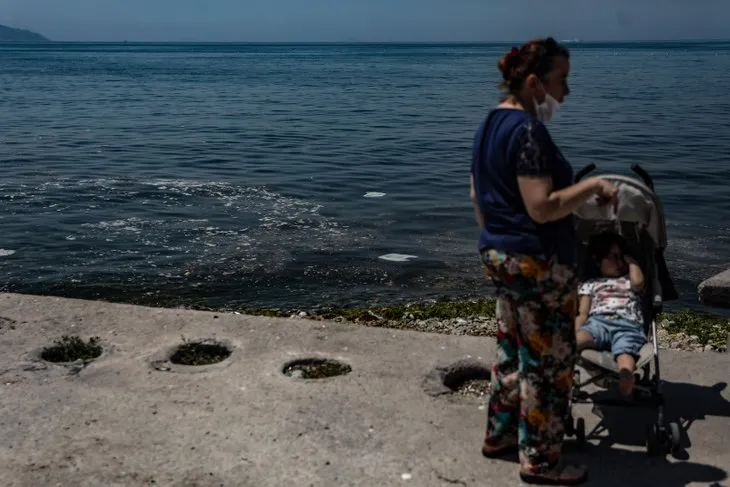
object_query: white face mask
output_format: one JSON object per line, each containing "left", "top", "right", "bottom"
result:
{"left": 533, "top": 83, "right": 561, "bottom": 123}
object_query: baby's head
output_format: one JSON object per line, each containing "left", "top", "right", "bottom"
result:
{"left": 588, "top": 232, "right": 630, "bottom": 278}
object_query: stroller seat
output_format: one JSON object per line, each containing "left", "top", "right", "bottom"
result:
{"left": 580, "top": 342, "right": 655, "bottom": 373}
{"left": 578, "top": 270, "right": 663, "bottom": 375}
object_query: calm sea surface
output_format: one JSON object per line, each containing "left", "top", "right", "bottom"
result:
{"left": 1, "top": 42, "right": 729, "bottom": 311}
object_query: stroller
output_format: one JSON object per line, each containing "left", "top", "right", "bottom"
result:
{"left": 564, "top": 163, "right": 680, "bottom": 456}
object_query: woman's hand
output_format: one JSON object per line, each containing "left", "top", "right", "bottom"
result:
{"left": 595, "top": 179, "right": 619, "bottom": 210}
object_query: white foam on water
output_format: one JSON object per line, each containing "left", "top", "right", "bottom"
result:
{"left": 0, "top": 249, "right": 16, "bottom": 257}
{"left": 364, "top": 192, "right": 386, "bottom": 198}
{"left": 2, "top": 176, "right": 373, "bottom": 279}
{"left": 379, "top": 253, "right": 418, "bottom": 262}
{"left": 81, "top": 217, "right": 156, "bottom": 234}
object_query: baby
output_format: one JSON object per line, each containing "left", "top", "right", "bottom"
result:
{"left": 576, "top": 232, "right": 647, "bottom": 396}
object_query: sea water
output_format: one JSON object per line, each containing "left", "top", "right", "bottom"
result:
{"left": 1, "top": 42, "right": 729, "bottom": 310}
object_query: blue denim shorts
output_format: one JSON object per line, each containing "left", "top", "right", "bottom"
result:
{"left": 582, "top": 314, "right": 647, "bottom": 358}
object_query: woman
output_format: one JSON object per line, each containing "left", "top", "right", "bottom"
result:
{"left": 469, "top": 38, "right": 619, "bottom": 485}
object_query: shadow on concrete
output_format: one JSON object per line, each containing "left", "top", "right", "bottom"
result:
{"left": 664, "top": 381, "right": 730, "bottom": 435}
{"left": 566, "top": 379, "right": 729, "bottom": 486}
{"left": 579, "top": 381, "right": 730, "bottom": 456}
{"left": 572, "top": 443, "right": 728, "bottom": 487}
{"left": 490, "top": 442, "right": 727, "bottom": 487}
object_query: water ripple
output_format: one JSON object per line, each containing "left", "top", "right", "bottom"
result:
{"left": 1, "top": 42, "right": 729, "bottom": 310}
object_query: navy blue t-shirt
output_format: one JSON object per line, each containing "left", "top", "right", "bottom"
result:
{"left": 470, "top": 109, "right": 576, "bottom": 265}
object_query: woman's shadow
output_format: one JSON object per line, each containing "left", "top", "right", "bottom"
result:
{"left": 568, "top": 381, "right": 730, "bottom": 486}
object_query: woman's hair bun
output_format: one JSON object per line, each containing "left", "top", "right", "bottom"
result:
{"left": 496, "top": 39, "right": 569, "bottom": 94}
{"left": 497, "top": 47, "right": 520, "bottom": 80}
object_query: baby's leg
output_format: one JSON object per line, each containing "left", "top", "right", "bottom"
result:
{"left": 576, "top": 330, "right": 595, "bottom": 351}
{"left": 611, "top": 319, "right": 647, "bottom": 397}
{"left": 616, "top": 354, "right": 637, "bottom": 396}
{"left": 576, "top": 316, "right": 611, "bottom": 352}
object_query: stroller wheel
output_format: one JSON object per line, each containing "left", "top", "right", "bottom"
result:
{"left": 646, "top": 424, "right": 662, "bottom": 457}
{"left": 575, "top": 418, "right": 586, "bottom": 445}
{"left": 667, "top": 422, "right": 681, "bottom": 454}
{"left": 565, "top": 414, "right": 575, "bottom": 437}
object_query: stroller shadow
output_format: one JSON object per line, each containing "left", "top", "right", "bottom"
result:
{"left": 576, "top": 381, "right": 730, "bottom": 466}
{"left": 567, "top": 443, "right": 728, "bottom": 487}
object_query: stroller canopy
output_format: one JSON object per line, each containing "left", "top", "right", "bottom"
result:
{"left": 573, "top": 175, "right": 668, "bottom": 249}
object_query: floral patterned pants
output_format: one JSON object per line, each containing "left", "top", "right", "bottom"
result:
{"left": 481, "top": 249, "right": 578, "bottom": 474}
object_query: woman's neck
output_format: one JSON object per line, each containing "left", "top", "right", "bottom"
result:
{"left": 498, "top": 94, "right": 536, "bottom": 117}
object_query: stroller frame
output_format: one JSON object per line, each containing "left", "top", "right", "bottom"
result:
{"left": 563, "top": 163, "right": 680, "bottom": 457}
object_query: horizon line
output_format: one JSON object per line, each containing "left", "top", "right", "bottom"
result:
{"left": 5, "top": 38, "right": 730, "bottom": 45}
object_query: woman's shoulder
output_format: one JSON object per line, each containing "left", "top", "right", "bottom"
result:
{"left": 487, "top": 108, "right": 535, "bottom": 128}
{"left": 482, "top": 109, "right": 549, "bottom": 144}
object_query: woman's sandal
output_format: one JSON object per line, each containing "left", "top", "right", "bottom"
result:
{"left": 481, "top": 441, "right": 518, "bottom": 458}
{"left": 519, "top": 464, "right": 588, "bottom": 486}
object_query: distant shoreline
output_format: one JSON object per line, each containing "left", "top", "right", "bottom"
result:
{"left": 0, "top": 24, "right": 49, "bottom": 42}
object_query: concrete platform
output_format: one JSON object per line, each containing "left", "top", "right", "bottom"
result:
{"left": 0, "top": 293, "right": 728, "bottom": 487}
{"left": 699, "top": 269, "right": 730, "bottom": 309}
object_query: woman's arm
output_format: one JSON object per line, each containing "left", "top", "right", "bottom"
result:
{"left": 470, "top": 174, "right": 485, "bottom": 229}
{"left": 518, "top": 176, "right": 602, "bottom": 224}
{"left": 575, "top": 295, "right": 592, "bottom": 330}
{"left": 512, "top": 122, "right": 616, "bottom": 224}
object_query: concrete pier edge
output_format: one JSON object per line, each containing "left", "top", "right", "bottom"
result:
{"left": 0, "top": 292, "right": 729, "bottom": 486}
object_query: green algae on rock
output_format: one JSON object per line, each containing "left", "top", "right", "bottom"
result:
{"left": 316, "top": 298, "right": 497, "bottom": 322}
{"left": 229, "top": 298, "right": 728, "bottom": 352}
{"left": 230, "top": 298, "right": 496, "bottom": 323}
{"left": 658, "top": 310, "right": 730, "bottom": 350}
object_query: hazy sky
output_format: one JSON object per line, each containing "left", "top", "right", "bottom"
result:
{"left": 1, "top": 0, "right": 728, "bottom": 42}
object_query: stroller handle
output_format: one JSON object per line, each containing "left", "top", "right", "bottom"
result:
{"left": 631, "top": 164, "right": 655, "bottom": 190}
{"left": 574, "top": 163, "right": 655, "bottom": 191}
{"left": 574, "top": 163, "right": 597, "bottom": 182}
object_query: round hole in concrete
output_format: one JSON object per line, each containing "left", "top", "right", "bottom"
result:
{"left": 443, "top": 362, "right": 491, "bottom": 398}
{"left": 169, "top": 340, "right": 232, "bottom": 366}
{"left": 40, "top": 335, "right": 103, "bottom": 363}
{"left": 283, "top": 358, "right": 352, "bottom": 379}
{"left": 423, "top": 359, "right": 491, "bottom": 398}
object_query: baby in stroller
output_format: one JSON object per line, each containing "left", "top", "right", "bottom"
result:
{"left": 575, "top": 231, "right": 647, "bottom": 397}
